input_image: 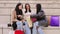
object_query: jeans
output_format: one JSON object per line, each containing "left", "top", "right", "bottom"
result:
{"left": 16, "top": 21, "right": 31, "bottom": 34}
{"left": 32, "top": 21, "right": 44, "bottom": 34}
{"left": 16, "top": 21, "right": 23, "bottom": 30}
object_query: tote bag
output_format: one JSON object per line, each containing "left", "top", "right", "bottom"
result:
{"left": 50, "top": 16, "right": 59, "bottom": 26}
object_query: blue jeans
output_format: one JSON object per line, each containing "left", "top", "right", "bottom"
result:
{"left": 16, "top": 21, "right": 31, "bottom": 34}
{"left": 16, "top": 21, "right": 23, "bottom": 30}
{"left": 32, "top": 21, "right": 44, "bottom": 34}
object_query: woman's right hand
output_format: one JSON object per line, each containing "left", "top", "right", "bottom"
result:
{"left": 18, "top": 15, "right": 22, "bottom": 18}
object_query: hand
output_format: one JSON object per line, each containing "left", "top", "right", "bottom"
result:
{"left": 22, "top": 19, "right": 26, "bottom": 22}
{"left": 18, "top": 15, "right": 22, "bottom": 18}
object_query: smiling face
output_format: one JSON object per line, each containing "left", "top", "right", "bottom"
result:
{"left": 26, "top": 5, "right": 30, "bottom": 10}
{"left": 18, "top": 5, "right": 22, "bottom": 10}
{"left": 25, "top": 4, "right": 30, "bottom": 10}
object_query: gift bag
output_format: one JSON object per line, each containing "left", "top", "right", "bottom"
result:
{"left": 26, "top": 16, "right": 32, "bottom": 28}
{"left": 50, "top": 16, "right": 59, "bottom": 26}
{"left": 15, "top": 30, "right": 24, "bottom": 34}
{"left": 31, "top": 18, "right": 37, "bottom": 23}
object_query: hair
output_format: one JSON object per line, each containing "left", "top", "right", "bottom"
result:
{"left": 15, "top": 3, "right": 23, "bottom": 15}
{"left": 25, "top": 3, "right": 31, "bottom": 13}
{"left": 36, "top": 4, "right": 42, "bottom": 14}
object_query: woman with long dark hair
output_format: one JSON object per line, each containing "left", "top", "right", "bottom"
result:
{"left": 24, "top": 3, "right": 32, "bottom": 28}
{"left": 12, "top": 3, "right": 31, "bottom": 34}
{"left": 25, "top": 3, "right": 31, "bottom": 13}
{"left": 24, "top": 3, "right": 32, "bottom": 34}
{"left": 12, "top": 3, "right": 23, "bottom": 30}
{"left": 32, "top": 4, "right": 48, "bottom": 34}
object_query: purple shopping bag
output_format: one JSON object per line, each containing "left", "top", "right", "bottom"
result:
{"left": 50, "top": 16, "right": 59, "bottom": 26}
{"left": 59, "top": 16, "right": 60, "bottom": 26}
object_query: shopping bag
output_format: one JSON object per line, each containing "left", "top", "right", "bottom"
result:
{"left": 50, "top": 16, "right": 59, "bottom": 26}
{"left": 15, "top": 30, "right": 24, "bottom": 34}
{"left": 26, "top": 16, "right": 32, "bottom": 28}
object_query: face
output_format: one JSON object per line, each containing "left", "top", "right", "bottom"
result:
{"left": 18, "top": 5, "right": 22, "bottom": 10}
{"left": 26, "top": 5, "right": 30, "bottom": 10}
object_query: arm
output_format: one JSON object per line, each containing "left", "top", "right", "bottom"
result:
{"left": 38, "top": 11, "right": 45, "bottom": 18}
{"left": 11, "top": 10, "right": 17, "bottom": 22}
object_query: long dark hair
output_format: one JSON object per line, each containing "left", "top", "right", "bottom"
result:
{"left": 15, "top": 3, "right": 23, "bottom": 15}
{"left": 36, "top": 4, "right": 42, "bottom": 14}
{"left": 25, "top": 3, "right": 31, "bottom": 13}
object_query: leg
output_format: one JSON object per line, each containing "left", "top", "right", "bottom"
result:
{"left": 32, "top": 21, "right": 39, "bottom": 34}
{"left": 16, "top": 21, "right": 23, "bottom": 31}
{"left": 38, "top": 27, "right": 44, "bottom": 34}
{"left": 30, "top": 27, "right": 33, "bottom": 34}
{"left": 23, "top": 21, "right": 31, "bottom": 34}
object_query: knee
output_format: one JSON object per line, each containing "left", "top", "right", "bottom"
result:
{"left": 33, "top": 22, "right": 38, "bottom": 27}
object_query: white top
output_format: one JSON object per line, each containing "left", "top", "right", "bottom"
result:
{"left": 24, "top": 11, "right": 31, "bottom": 20}
{"left": 24, "top": 11, "right": 32, "bottom": 27}
{"left": 25, "top": 11, "right": 31, "bottom": 16}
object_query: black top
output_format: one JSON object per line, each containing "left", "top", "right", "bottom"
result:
{"left": 16, "top": 10, "right": 23, "bottom": 15}
{"left": 30, "top": 10, "right": 46, "bottom": 21}
{"left": 36, "top": 10, "right": 46, "bottom": 21}
{"left": 16, "top": 10, "right": 23, "bottom": 21}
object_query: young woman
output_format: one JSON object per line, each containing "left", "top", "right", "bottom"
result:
{"left": 24, "top": 3, "right": 32, "bottom": 34}
{"left": 12, "top": 3, "right": 31, "bottom": 34}
{"left": 24, "top": 3, "right": 33, "bottom": 28}
{"left": 12, "top": 3, "right": 23, "bottom": 30}
{"left": 32, "top": 4, "right": 48, "bottom": 34}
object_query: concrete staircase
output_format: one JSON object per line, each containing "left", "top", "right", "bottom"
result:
{"left": 0, "top": 0, "right": 60, "bottom": 34}
{"left": 0, "top": 0, "right": 60, "bottom": 24}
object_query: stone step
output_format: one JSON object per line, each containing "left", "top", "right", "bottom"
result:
{"left": 0, "top": 14, "right": 54, "bottom": 23}
{"left": 0, "top": 26, "right": 60, "bottom": 34}
{"left": 0, "top": 0, "right": 59, "bottom": 1}
{"left": 0, "top": 1, "right": 60, "bottom": 4}
{"left": 0, "top": 3, "right": 60, "bottom": 9}
{"left": 0, "top": 1, "right": 60, "bottom": 9}
{"left": 0, "top": 15, "right": 59, "bottom": 25}
{"left": 0, "top": 16, "right": 10, "bottom": 24}
{"left": 0, "top": 8, "right": 60, "bottom": 15}
{"left": 0, "top": 8, "right": 11, "bottom": 15}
